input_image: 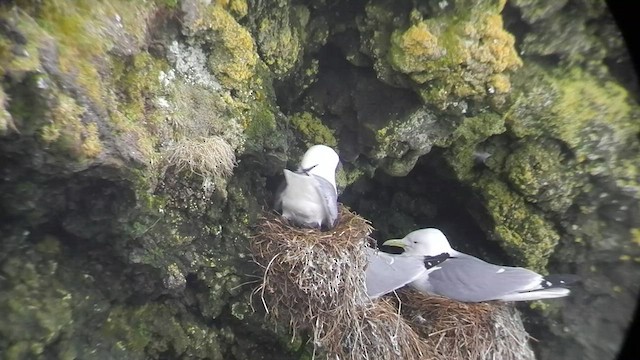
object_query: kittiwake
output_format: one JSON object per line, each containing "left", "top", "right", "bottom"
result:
{"left": 274, "top": 144, "right": 340, "bottom": 230}
{"left": 382, "top": 228, "right": 579, "bottom": 302}
{"left": 364, "top": 247, "right": 450, "bottom": 299}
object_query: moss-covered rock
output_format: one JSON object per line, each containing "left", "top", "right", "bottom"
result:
{"left": 246, "top": 0, "right": 308, "bottom": 78}
{"left": 507, "top": 66, "right": 640, "bottom": 191}
{"left": 0, "top": 0, "right": 297, "bottom": 358}
{"left": 359, "top": 0, "right": 522, "bottom": 110}
{"left": 504, "top": 140, "right": 585, "bottom": 213}
{"left": 182, "top": 2, "right": 258, "bottom": 86}
{"left": 373, "top": 107, "right": 458, "bottom": 176}
{"left": 290, "top": 111, "right": 337, "bottom": 148}
{"left": 1, "top": 1, "right": 639, "bottom": 360}
{"left": 475, "top": 176, "right": 560, "bottom": 271}
{"left": 511, "top": 0, "right": 624, "bottom": 67}
{"left": 102, "top": 303, "right": 224, "bottom": 359}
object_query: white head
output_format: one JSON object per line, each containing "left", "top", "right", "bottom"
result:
{"left": 382, "top": 228, "right": 454, "bottom": 256}
{"left": 299, "top": 144, "right": 340, "bottom": 188}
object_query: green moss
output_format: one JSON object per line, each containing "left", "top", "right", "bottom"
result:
{"left": 39, "top": 93, "right": 103, "bottom": 160}
{"left": 252, "top": 2, "right": 306, "bottom": 78}
{"left": 110, "top": 52, "right": 170, "bottom": 162}
{"left": 508, "top": 67, "right": 637, "bottom": 159}
{"left": 35, "top": 235, "right": 62, "bottom": 255}
{"left": 507, "top": 65, "right": 640, "bottom": 194}
{"left": 0, "top": 9, "right": 43, "bottom": 74}
{"left": 155, "top": 0, "right": 179, "bottom": 9}
{"left": 476, "top": 176, "right": 559, "bottom": 271}
{"left": 388, "top": 21, "right": 443, "bottom": 75}
{"left": 112, "top": 53, "right": 168, "bottom": 123}
{"left": 244, "top": 102, "right": 277, "bottom": 142}
{"left": 102, "top": 301, "right": 222, "bottom": 358}
{"left": 504, "top": 140, "right": 583, "bottom": 213}
{"left": 379, "top": 0, "right": 522, "bottom": 108}
{"left": 10, "top": 0, "right": 153, "bottom": 107}
{"left": 550, "top": 69, "right": 634, "bottom": 159}
{"left": 444, "top": 113, "right": 505, "bottom": 181}
{"left": 229, "top": 0, "right": 248, "bottom": 18}
{"left": 336, "top": 166, "right": 366, "bottom": 189}
{"left": 0, "top": 257, "right": 73, "bottom": 355}
{"left": 290, "top": 112, "right": 337, "bottom": 148}
{"left": 187, "top": 5, "right": 258, "bottom": 86}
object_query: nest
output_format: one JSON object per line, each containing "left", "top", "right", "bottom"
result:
{"left": 251, "top": 206, "right": 431, "bottom": 359}
{"left": 397, "top": 289, "right": 535, "bottom": 360}
{"left": 251, "top": 205, "right": 534, "bottom": 359}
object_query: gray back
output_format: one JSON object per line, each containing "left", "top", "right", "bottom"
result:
{"left": 428, "top": 256, "right": 541, "bottom": 302}
{"left": 312, "top": 174, "right": 339, "bottom": 229}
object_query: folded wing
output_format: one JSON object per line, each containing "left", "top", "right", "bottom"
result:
{"left": 426, "top": 256, "right": 543, "bottom": 302}
{"left": 364, "top": 248, "right": 427, "bottom": 299}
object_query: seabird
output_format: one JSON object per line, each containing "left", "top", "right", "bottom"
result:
{"left": 364, "top": 247, "right": 450, "bottom": 299}
{"left": 274, "top": 144, "right": 340, "bottom": 230}
{"left": 382, "top": 228, "right": 579, "bottom": 302}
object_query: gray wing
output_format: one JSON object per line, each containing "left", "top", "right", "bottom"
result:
{"left": 365, "top": 248, "right": 426, "bottom": 299}
{"left": 312, "top": 175, "right": 339, "bottom": 229}
{"left": 426, "top": 256, "right": 542, "bottom": 302}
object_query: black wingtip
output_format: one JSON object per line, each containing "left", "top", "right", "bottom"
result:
{"left": 423, "top": 252, "right": 450, "bottom": 269}
{"left": 542, "top": 274, "right": 581, "bottom": 288}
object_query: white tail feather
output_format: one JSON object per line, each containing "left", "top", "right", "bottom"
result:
{"left": 498, "top": 288, "right": 571, "bottom": 302}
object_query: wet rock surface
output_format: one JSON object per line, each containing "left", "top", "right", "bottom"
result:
{"left": 1, "top": 1, "right": 638, "bottom": 360}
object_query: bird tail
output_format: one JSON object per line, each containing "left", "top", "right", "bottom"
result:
{"left": 541, "top": 274, "right": 581, "bottom": 288}
{"left": 500, "top": 287, "right": 571, "bottom": 301}
{"left": 499, "top": 274, "right": 580, "bottom": 302}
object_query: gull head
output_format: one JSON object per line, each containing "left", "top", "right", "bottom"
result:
{"left": 382, "top": 228, "right": 453, "bottom": 256}
{"left": 299, "top": 144, "right": 340, "bottom": 187}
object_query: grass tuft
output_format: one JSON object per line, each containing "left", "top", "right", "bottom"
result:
{"left": 165, "top": 136, "right": 236, "bottom": 179}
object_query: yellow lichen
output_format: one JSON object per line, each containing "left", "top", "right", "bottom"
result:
{"left": 81, "top": 123, "right": 102, "bottom": 158}
{"left": 290, "top": 112, "right": 337, "bottom": 148}
{"left": 631, "top": 228, "right": 640, "bottom": 246}
{"left": 189, "top": 5, "right": 257, "bottom": 85}
{"left": 389, "top": 22, "right": 441, "bottom": 74}
{"left": 385, "top": 2, "right": 522, "bottom": 107}
{"left": 229, "top": 0, "right": 248, "bottom": 18}
{"left": 490, "top": 73, "right": 511, "bottom": 94}
{"left": 550, "top": 69, "right": 634, "bottom": 161}
{"left": 479, "top": 14, "right": 522, "bottom": 73}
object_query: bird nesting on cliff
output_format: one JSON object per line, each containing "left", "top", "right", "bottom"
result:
{"left": 274, "top": 144, "right": 340, "bottom": 230}
{"left": 367, "top": 228, "right": 579, "bottom": 302}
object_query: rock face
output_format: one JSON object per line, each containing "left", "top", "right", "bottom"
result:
{"left": 0, "top": 1, "right": 638, "bottom": 360}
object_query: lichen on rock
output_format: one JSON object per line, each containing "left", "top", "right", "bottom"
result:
{"left": 1, "top": 1, "right": 639, "bottom": 360}
{"left": 360, "top": 0, "right": 522, "bottom": 110}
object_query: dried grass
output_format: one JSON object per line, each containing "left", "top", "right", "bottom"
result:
{"left": 251, "top": 206, "right": 432, "bottom": 359}
{"left": 398, "top": 289, "right": 535, "bottom": 360}
{"left": 165, "top": 136, "right": 236, "bottom": 179}
{"left": 251, "top": 206, "right": 534, "bottom": 360}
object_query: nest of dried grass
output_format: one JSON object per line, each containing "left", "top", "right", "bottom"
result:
{"left": 251, "top": 205, "right": 535, "bottom": 359}
{"left": 251, "top": 206, "right": 431, "bottom": 359}
{"left": 397, "top": 288, "right": 535, "bottom": 360}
